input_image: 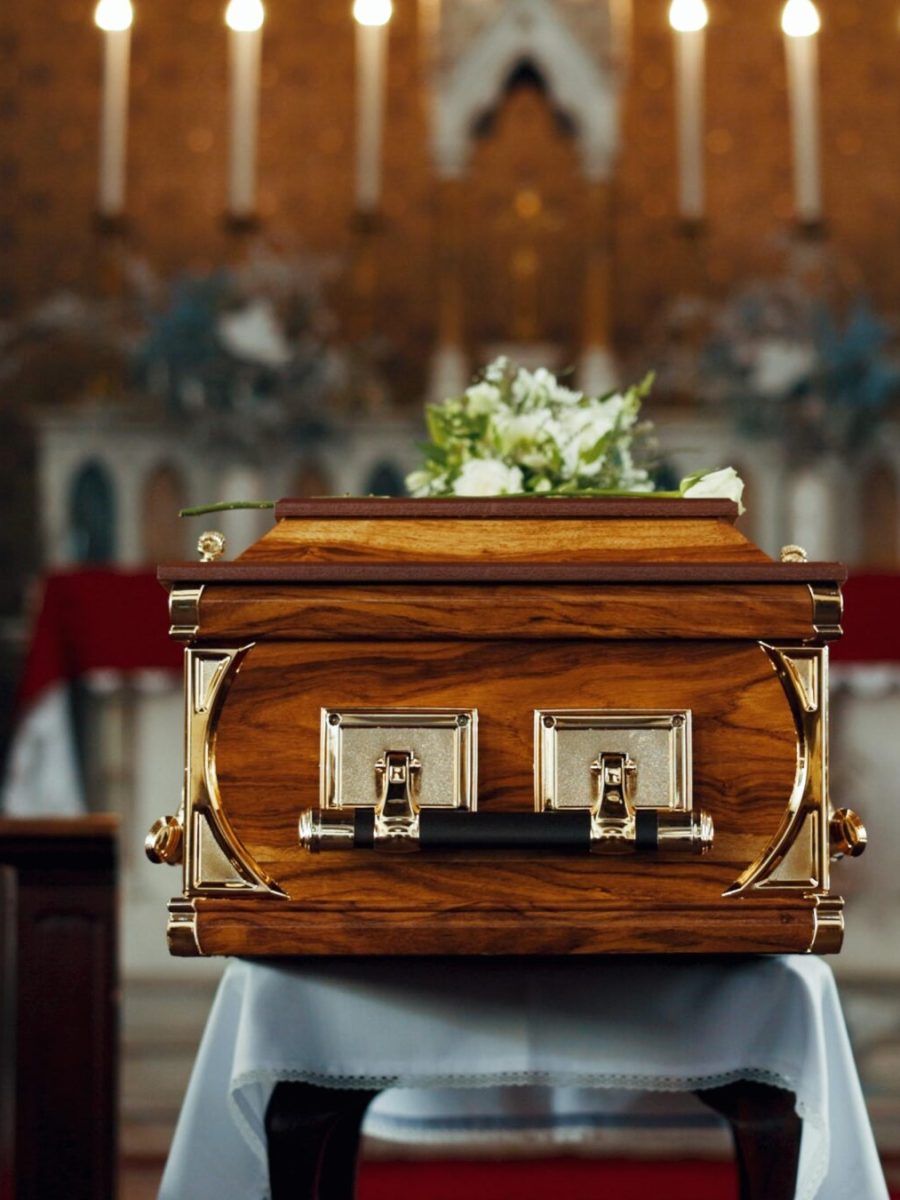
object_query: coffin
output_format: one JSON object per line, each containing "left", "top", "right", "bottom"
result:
{"left": 149, "top": 497, "right": 866, "bottom": 956}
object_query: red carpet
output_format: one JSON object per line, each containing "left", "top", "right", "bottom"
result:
{"left": 359, "top": 1158, "right": 740, "bottom": 1200}
{"left": 360, "top": 1157, "right": 900, "bottom": 1200}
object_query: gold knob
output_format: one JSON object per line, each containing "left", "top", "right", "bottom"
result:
{"left": 145, "top": 815, "right": 184, "bottom": 865}
{"left": 829, "top": 808, "right": 867, "bottom": 859}
{"left": 780, "top": 544, "right": 808, "bottom": 563}
{"left": 198, "top": 530, "right": 226, "bottom": 562}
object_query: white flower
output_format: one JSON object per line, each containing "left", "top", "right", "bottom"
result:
{"left": 680, "top": 466, "right": 745, "bottom": 513}
{"left": 464, "top": 382, "right": 502, "bottom": 416}
{"left": 484, "top": 357, "right": 510, "bottom": 384}
{"left": 405, "top": 469, "right": 434, "bottom": 497}
{"left": 556, "top": 405, "right": 615, "bottom": 476}
{"left": 451, "top": 458, "right": 524, "bottom": 497}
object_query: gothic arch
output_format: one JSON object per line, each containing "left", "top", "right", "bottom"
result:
{"left": 142, "top": 462, "right": 187, "bottom": 564}
{"left": 68, "top": 459, "right": 116, "bottom": 564}
{"left": 433, "top": 0, "right": 619, "bottom": 181}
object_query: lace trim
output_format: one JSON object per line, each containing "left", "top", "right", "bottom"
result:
{"left": 231, "top": 1064, "right": 797, "bottom": 1093}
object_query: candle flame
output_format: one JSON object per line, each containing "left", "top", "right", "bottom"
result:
{"left": 94, "top": 0, "right": 133, "bottom": 32}
{"left": 225, "top": 0, "right": 265, "bottom": 33}
{"left": 352, "top": 0, "right": 393, "bottom": 27}
{"left": 781, "top": 0, "right": 820, "bottom": 38}
{"left": 668, "top": 0, "right": 708, "bottom": 33}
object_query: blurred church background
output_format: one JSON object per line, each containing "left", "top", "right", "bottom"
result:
{"left": 2, "top": 0, "right": 900, "bottom": 1194}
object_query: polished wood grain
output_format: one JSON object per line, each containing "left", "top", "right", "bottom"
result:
{"left": 189, "top": 898, "right": 817, "bottom": 956}
{"left": 195, "top": 582, "right": 817, "bottom": 642}
{"left": 212, "top": 640, "right": 798, "bottom": 927}
{"left": 237, "top": 516, "right": 769, "bottom": 565}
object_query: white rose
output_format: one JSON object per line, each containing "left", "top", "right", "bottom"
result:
{"left": 680, "top": 467, "right": 745, "bottom": 513}
{"left": 452, "top": 458, "right": 524, "bottom": 497}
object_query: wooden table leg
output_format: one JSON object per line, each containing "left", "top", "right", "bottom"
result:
{"left": 265, "top": 1082, "right": 379, "bottom": 1200}
{"left": 695, "top": 1080, "right": 802, "bottom": 1200}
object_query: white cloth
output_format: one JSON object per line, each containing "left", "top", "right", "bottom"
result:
{"left": 159, "top": 954, "right": 888, "bottom": 1200}
{"left": 1, "top": 684, "right": 83, "bottom": 815}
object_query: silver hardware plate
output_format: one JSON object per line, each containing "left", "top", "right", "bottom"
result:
{"left": 535, "top": 709, "right": 692, "bottom": 813}
{"left": 321, "top": 708, "right": 477, "bottom": 811}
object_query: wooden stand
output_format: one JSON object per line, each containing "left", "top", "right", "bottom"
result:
{"left": 265, "top": 1079, "right": 801, "bottom": 1200}
{"left": 0, "top": 817, "right": 118, "bottom": 1200}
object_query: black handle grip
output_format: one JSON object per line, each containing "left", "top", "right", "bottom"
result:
{"left": 349, "top": 810, "right": 592, "bottom": 852}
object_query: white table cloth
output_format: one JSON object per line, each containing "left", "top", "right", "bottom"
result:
{"left": 159, "top": 954, "right": 887, "bottom": 1200}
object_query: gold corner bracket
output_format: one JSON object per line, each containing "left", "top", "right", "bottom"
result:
{"left": 182, "top": 643, "right": 287, "bottom": 898}
{"left": 725, "top": 643, "right": 829, "bottom": 898}
{"left": 166, "top": 900, "right": 202, "bottom": 956}
{"left": 810, "top": 896, "right": 845, "bottom": 954}
{"left": 808, "top": 583, "right": 843, "bottom": 641}
{"left": 169, "top": 585, "right": 204, "bottom": 640}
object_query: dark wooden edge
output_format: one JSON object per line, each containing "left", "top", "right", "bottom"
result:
{"left": 272, "top": 497, "right": 739, "bottom": 520}
{"left": 0, "top": 816, "right": 119, "bottom": 840}
{"left": 0, "top": 816, "right": 118, "bottom": 872}
{"left": 159, "top": 561, "right": 848, "bottom": 586}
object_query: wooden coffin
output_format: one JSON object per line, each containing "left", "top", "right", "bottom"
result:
{"left": 150, "top": 497, "right": 866, "bottom": 957}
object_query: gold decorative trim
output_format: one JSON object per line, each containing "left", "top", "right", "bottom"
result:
{"left": 166, "top": 901, "right": 202, "bottom": 956}
{"left": 809, "top": 896, "right": 844, "bottom": 954}
{"left": 724, "top": 644, "right": 829, "bottom": 897}
{"left": 183, "top": 644, "right": 287, "bottom": 898}
{"left": 169, "top": 585, "right": 204, "bottom": 640}
{"left": 808, "top": 584, "right": 843, "bottom": 640}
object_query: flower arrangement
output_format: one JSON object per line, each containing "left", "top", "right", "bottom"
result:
{"left": 406, "top": 358, "right": 745, "bottom": 510}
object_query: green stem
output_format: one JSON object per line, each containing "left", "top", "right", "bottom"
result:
{"left": 179, "top": 501, "right": 275, "bottom": 517}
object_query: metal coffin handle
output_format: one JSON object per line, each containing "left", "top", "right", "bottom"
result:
{"left": 299, "top": 747, "right": 713, "bottom": 855}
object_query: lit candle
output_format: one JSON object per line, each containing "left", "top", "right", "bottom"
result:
{"left": 94, "top": 0, "right": 134, "bottom": 218}
{"left": 669, "top": 0, "right": 709, "bottom": 222}
{"left": 352, "top": 0, "right": 393, "bottom": 212}
{"left": 781, "top": 0, "right": 822, "bottom": 223}
{"left": 225, "top": 0, "right": 265, "bottom": 218}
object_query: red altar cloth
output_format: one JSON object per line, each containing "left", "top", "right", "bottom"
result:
{"left": 17, "top": 569, "right": 182, "bottom": 711}
{"left": 831, "top": 574, "right": 900, "bottom": 664}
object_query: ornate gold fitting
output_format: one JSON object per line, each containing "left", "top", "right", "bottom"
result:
{"left": 145, "top": 811, "right": 184, "bottom": 865}
{"left": 197, "top": 530, "right": 226, "bottom": 562}
{"left": 829, "top": 808, "right": 867, "bottom": 859}
{"left": 588, "top": 750, "right": 712, "bottom": 856}
{"left": 589, "top": 751, "right": 636, "bottom": 851}
{"left": 301, "top": 748, "right": 422, "bottom": 853}
{"left": 780, "top": 544, "right": 808, "bottom": 563}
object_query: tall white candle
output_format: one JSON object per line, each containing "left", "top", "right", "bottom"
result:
{"left": 669, "top": 0, "right": 708, "bottom": 222}
{"left": 94, "top": 0, "right": 133, "bottom": 217}
{"left": 225, "top": 0, "right": 265, "bottom": 218}
{"left": 353, "top": 0, "right": 393, "bottom": 212}
{"left": 782, "top": 0, "right": 822, "bottom": 223}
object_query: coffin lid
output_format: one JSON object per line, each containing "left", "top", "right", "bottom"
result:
{"left": 159, "top": 497, "right": 846, "bottom": 585}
